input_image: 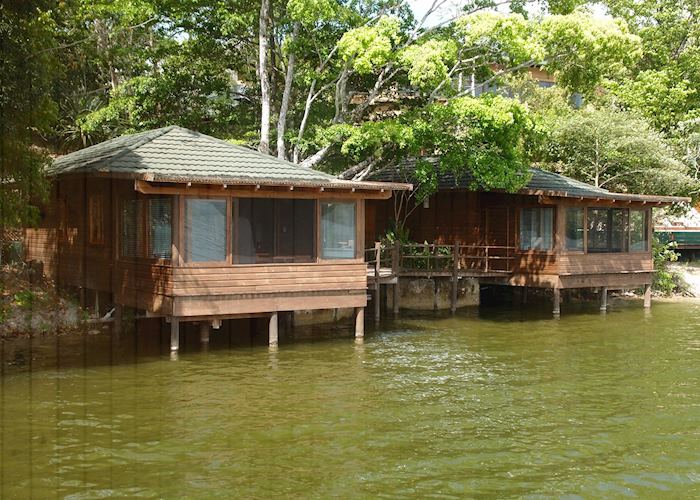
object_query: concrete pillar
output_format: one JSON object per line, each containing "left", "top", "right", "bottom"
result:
{"left": 199, "top": 321, "right": 210, "bottom": 344}
{"left": 600, "top": 287, "right": 608, "bottom": 312}
{"left": 170, "top": 317, "right": 180, "bottom": 351}
{"left": 269, "top": 312, "right": 278, "bottom": 346}
{"left": 643, "top": 283, "right": 652, "bottom": 309}
{"left": 552, "top": 288, "right": 561, "bottom": 316}
{"left": 354, "top": 307, "right": 365, "bottom": 338}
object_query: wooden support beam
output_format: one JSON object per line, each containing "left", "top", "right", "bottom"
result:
{"left": 354, "top": 307, "right": 365, "bottom": 338}
{"left": 552, "top": 288, "right": 561, "bottom": 316}
{"left": 199, "top": 321, "right": 210, "bottom": 344}
{"left": 522, "top": 286, "right": 528, "bottom": 305}
{"left": 269, "top": 312, "right": 278, "bottom": 346}
{"left": 374, "top": 241, "right": 381, "bottom": 321}
{"left": 170, "top": 317, "right": 180, "bottom": 351}
{"left": 600, "top": 286, "right": 608, "bottom": 312}
{"left": 643, "top": 283, "right": 652, "bottom": 309}
{"left": 451, "top": 244, "right": 459, "bottom": 313}
{"left": 114, "top": 304, "right": 123, "bottom": 336}
{"left": 393, "top": 283, "right": 400, "bottom": 315}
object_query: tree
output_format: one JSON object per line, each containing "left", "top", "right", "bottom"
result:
{"left": 544, "top": 108, "right": 695, "bottom": 197}
{"left": 0, "top": 1, "right": 56, "bottom": 232}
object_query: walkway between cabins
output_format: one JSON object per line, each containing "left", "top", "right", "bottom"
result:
{"left": 365, "top": 242, "right": 515, "bottom": 319}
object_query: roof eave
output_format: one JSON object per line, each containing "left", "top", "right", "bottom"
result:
{"left": 521, "top": 188, "right": 690, "bottom": 205}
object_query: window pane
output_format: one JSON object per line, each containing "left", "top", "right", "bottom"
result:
{"left": 565, "top": 208, "right": 584, "bottom": 251}
{"left": 149, "top": 197, "right": 172, "bottom": 259}
{"left": 120, "top": 199, "right": 143, "bottom": 258}
{"left": 588, "top": 208, "right": 629, "bottom": 253}
{"left": 519, "top": 208, "right": 553, "bottom": 250}
{"left": 321, "top": 202, "right": 356, "bottom": 259}
{"left": 630, "top": 210, "right": 648, "bottom": 251}
{"left": 185, "top": 199, "right": 227, "bottom": 262}
{"left": 235, "top": 198, "right": 316, "bottom": 263}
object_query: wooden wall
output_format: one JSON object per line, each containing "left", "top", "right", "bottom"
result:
{"left": 367, "top": 189, "right": 655, "bottom": 288}
{"left": 25, "top": 176, "right": 370, "bottom": 318}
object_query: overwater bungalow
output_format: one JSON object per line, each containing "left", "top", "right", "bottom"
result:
{"left": 365, "top": 160, "right": 689, "bottom": 315}
{"left": 24, "top": 126, "right": 411, "bottom": 349}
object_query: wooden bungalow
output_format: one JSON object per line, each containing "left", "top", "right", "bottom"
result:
{"left": 24, "top": 126, "right": 410, "bottom": 349}
{"left": 366, "top": 161, "right": 689, "bottom": 314}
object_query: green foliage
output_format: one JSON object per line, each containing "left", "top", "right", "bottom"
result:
{"left": 287, "top": 0, "right": 337, "bottom": 24}
{"left": 0, "top": 1, "right": 55, "bottom": 229}
{"left": 13, "top": 290, "right": 37, "bottom": 310}
{"left": 607, "top": 69, "right": 697, "bottom": 133}
{"left": 338, "top": 16, "right": 401, "bottom": 74}
{"left": 652, "top": 237, "right": 680, "bottom": 295}
{"left": 399, "top": 39, "right": 457, "bottom": 91}
{"left": 457, "top": 12, "right": 536, "bottom": 66}
{"left": 537, "top": 12, "right": 642, "bottom": 94}
{"left": 545, "top": 108, "right": 694, "bottom": 197}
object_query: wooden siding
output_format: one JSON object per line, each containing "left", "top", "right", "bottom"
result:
{"left": 25, "top": 175, "right": 370, "bottom": 318}
{"left": 366, "top": 189, "right": 655, "bottom": 289}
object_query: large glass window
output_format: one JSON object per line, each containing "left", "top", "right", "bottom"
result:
{"left": 185, "top": 198, "right": 227, "bottom": 262}
{"left": 519, "top": 207, "right": 554, "bottom": 250}
{"left": 587, "top": 208, "right": 628, "bottom": 253}
{"left": 149, "top": 197, "right": 172, "bottom": 259}
{"left": 565, "top": 207, "right": 584, "bottom": 251}
{"left": 120, "top": 199, "right": 143, "bottom": 258}
{"left": 235, "top": 198, "right": 315, "bottom": 263}
{"left": 629, "top": 209, "right": 649, "bottom": 251}
{"left": 321, "top": 201, "right": 356, "bottom": 259}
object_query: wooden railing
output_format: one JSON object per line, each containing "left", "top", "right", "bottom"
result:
{"left": 366, "top": 242, "right": 516, "bottom": 276}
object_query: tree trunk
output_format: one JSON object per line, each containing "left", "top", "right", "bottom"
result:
{"left": 258, "top": 0, "right": 271, "bottom": 154}
{"left": 277, "top": 22, "right": 300, "bottom": 161}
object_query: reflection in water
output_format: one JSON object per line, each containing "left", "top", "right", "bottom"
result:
{"left": 2, "top": 301, "right": 700, "bottom": 497}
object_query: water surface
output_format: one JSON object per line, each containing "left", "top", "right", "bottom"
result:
{"left": 1, "top": 301, "right": 700, "bottom": 497}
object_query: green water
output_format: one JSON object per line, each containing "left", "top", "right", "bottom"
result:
{"left": 2, "top": 301, "right": 700, "bottom": 498}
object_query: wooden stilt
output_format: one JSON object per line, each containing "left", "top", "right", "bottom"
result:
{"left": 199, "top": 321, "right": 210, "bottom": 343}
{"left": 451, "top": 246, "right": 459, "bottom": 313}
{"left": 170, "top": 317, "right": 180, "bottom": 351}
{"left": 600, "top": 286, "right": 608, "bottom": 312}
{"left": 374, "top": 241, "right": 381, "bottom": 321}
{"left": 113, "top": 304, "right": 123, "bottom": 336}
{"left": 393, "top": 283, "right": 400, "bottom": 315}
{"left": 522, "top": 286, "right": 528, "bottom": 305}
{"left": 374, "top": 287, "right": 381, "bottom": 321}
{"left": 94, "top": 291, "right": 100, "bottom": 317}
{"left": 269, "top": 312, "right": 278, "bottom": 346}
{"left": 643, "top": 283, "right": 652, "bottom": 308}
{"left": 354, "top": 307, "right": 365, "bottom": 338}
{"left": 552, "top": 288, "right": 561, "bottom": 316}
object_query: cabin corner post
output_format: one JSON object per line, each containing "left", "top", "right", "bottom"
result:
{"left": 552, "top": 288, "right": 561, "bottom": 316}
{"left": 269, "top": 312, "right": 279, "bottom": 346}
{"left": 643, "top": 283, "right": 652, "bottom": 308}
{"left": 354, "top": 307, "right": 365, "bottom": 338}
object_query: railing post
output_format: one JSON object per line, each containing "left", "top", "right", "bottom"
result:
{"left": 451, "top": 243, "right": 459, "bottom": 313}
{"left": 485, "top": 246, "right": 489, "bottom": 273}
{"left": 374, "top": 241, "right": 381, "bottom": 321}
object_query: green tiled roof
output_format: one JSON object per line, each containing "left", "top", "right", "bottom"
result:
{"left": 368, "top": 157, "right": 686, "bottom": 203}
{"left": 49, "top": 126, "right": 410, "bottom": 191}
